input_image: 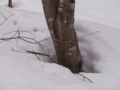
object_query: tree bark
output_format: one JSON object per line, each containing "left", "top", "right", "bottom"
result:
{"left": 8, "top": 0, "right": 13, "bottom": 8}
{"left": 42, "top": 0, "right": 82, "bottom": 73}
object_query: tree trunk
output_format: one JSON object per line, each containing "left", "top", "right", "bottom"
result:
{"left": 42, "top": 0, "right": 82, "bottom": 73}
{"left": 8, "top": 0, "right": 13, "bottom": 8}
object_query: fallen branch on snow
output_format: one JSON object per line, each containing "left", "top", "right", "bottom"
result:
{"left": 78, "top": 73, "right": 93, "bottom": 83}
{"left": 0, "top": 30, "right": 53, "bottom": 62}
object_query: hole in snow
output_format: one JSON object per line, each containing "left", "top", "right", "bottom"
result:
{"left": 75, "top": 20, "right": 102, "bottom": 73}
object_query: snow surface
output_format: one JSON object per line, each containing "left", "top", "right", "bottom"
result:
{"left": 0, "top": 0, "right": 120, "bottom": 90}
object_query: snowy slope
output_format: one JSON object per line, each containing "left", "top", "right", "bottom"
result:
{"left": 76, "top": 0, "right": 120, "bottom": 29}
{"left": 0, "top": 0, "right": 120, "bottom": 90}
{"left": 0, "top": 0, "right": 43, "bottom": 13}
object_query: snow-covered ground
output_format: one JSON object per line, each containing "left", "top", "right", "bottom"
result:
{"left": 0, "top": 0, "right": 120, "bottom": 90}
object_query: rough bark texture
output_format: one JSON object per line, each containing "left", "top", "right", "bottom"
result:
{"left": 42, "top": 0, "right": 82, "bottom": 73}
{"left": 8, "top": 0, "right": 13, "bottom": 8}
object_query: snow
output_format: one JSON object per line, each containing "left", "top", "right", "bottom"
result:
{"left": 0, "top": 0, "right": 120, "bottom": 90}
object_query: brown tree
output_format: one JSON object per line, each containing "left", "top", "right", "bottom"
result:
{"left": 42, "top": 0, "right": 82, "bottom": 73}
{"left": 8, "top": 0, "right": 13, "bottom": 8}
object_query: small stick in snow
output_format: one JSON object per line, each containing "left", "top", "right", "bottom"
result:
{"left": 11, "top": 48, "right": 49, "bottom": 61}
{"left": 78, "top": 73, "right": 93, "bottom": 83}
{"left": 26, "top": 50, "right": 50, "bottom": 57}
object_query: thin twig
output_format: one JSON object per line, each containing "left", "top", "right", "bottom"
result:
{"left": 78, "top": 73, "right": 92, "bottom": 83}
{"left": 35, "top": 54, "right": 41, "bottom": 61}
{"left": 26, "top": 50, "right": 50, "bottom": 57}
{"left": 38, "top": 37, "right": 51, "bottom": 43}
{"left": 0, "top": 31, "right": 54, "bottom": 62}
{"left": 12, "top": 48, "right": 49, "bottom": 59}
{"left": 3, "top": 30, "right": 35, "bottom": 37}
{"left": 78, "top": 31, "right": 99, "bottom": 40}
{"left": 11, "top": 48, "right": 27, "bottom": 54}
{"left": 0, "top": 13, "right": 14, "bottom": 25}
{"left": 0, "top": 32, "right": 52, "bottom": 53}
{"left": 32, "top": 49, "right": 41, "bottom": 61}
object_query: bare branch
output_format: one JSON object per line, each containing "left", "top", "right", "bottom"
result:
{"left": 0, "top": 10, "right": 14, "bottom": 25}
{"left": 0, "top": 30, "right": 55, "bottom": 62}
